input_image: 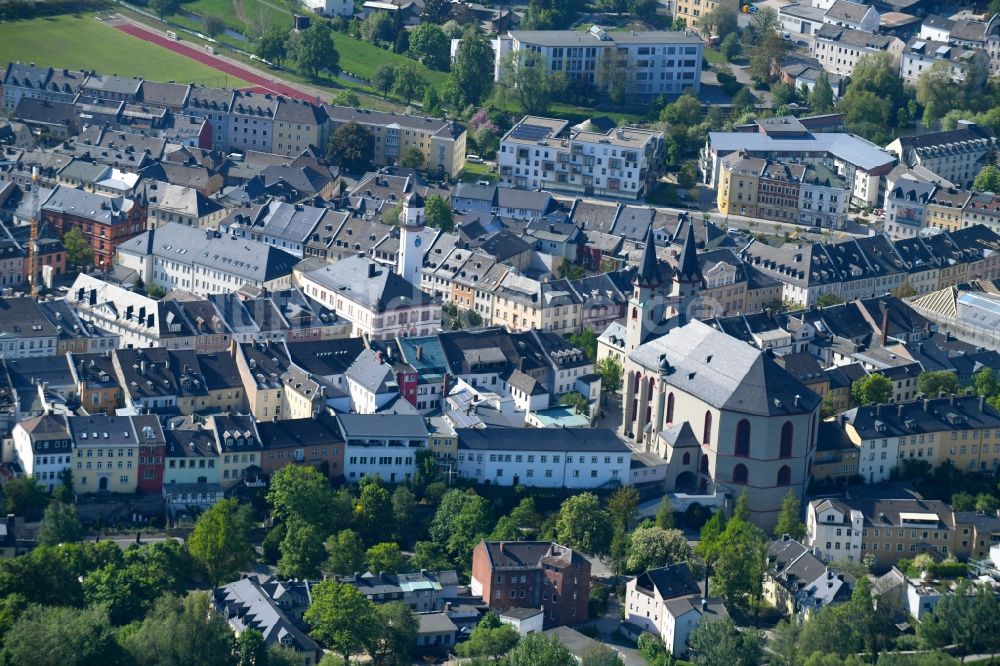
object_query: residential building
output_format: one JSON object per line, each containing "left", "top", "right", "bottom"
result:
{"left": 212, "top": 414, "right": 262, "bottom": 487}
{"left": 301, "top": 0, "right": 353, "bottom": 15}
{"left": 883, "top": 176, "right": 935, "bottom": 239}
{"left": 900, "top": 38, "right": 990, "bottom": 85}
{"left": 924, "top": 188, "right": 972, "bottom": 232}
{"left": 962, "top": 192, "right": 1000, "bottom": 233}
{"left": 11, "top": 413, "right": 71, "bottom": 491}
{"left": 232, "top": 340, "right": 324, "bottom": 422}
{"left": 184, "top": 86, "right": 235, "bottom": 151}
{"left": 885, "top": 121, "right": 996, "bottom": 188}
{"left": 272, "top": 98, "right": 329, "bottom": 158}
{"left": 702, "top": 117, "right": 898, "bottom": 207}
{"left": 68, "top": 351, "right": 122, "bottom": 414}
{"left": 214, "top": 577, "right": 322, "bottom": 666}
{"left": 116, "top": 223, "right": 298, "bottom": 296}
{"left": 336, "top": 570, "right": 459, "bottom": 611}
{"left": 145, "top": 181, "right": 228, "bottom": 230}
{"left": 257, "top": 414, "right": 344, "bottom": 480}
{"left": 336, "top": 413, "right": 429, "bottom": 483}
{"left": 226, "top": 91, "right": 278, "bottom": 154}
{"left": 455, "top": 428, "right": 631, "bottom": 487}
{"left": 823, "top": 0, "right": 880, "bottom": 32}
{"left": 323, "top": 105, "right": 467, "bottom": 178}
{"left": 40, "top": 186, "right": 145, "bottom": 270}
{"left": 0, "top": 297, "right": 59, "bottom": 359}
{"left": 298, "top": 256, "right": 441, "bottom": 341}
{"left": 812, "top": 26, "right": 904, "bottom": 78}
{"left": 471, "top": 540, "right": 591, "bottom": 628}
{"left": 2, "top": 64, "right": 84, "bottom": 113}
{"left": 112, "top": 346, "right": 245, "bottom": 415}
{"left": 67, "top": 414, "right": 139, "bottom": 494}
{"left": 133, "top": 414, "right": 166, "bottom": 494}
{"left": 163, "top": 425, "right": 220, "bottom": 487}
{"left": 503, "top": 26, "right": 703, "bottom": 99}
{"left": 765, "top": 536, "right": 854, "bottom": 618}
{"left": 624, "top": 563, "right": 728, "bottom": 657}
{"left": 499, "top": 116, "right": 664, "bottom": 199}
{"left": 674, "top": 0, "right": 738, "bottom": 27}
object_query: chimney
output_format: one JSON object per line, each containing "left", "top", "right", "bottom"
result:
{"left": 140, "top": 360, "right": 146, "bottom": 375}
{"left": 376, "top": 350, "right": 383, "bottom": 365}
{"left": 415, "top": 345, "right": 424, "bottom": 361}
{"left": 879, "top": 301, "right": 889, "bottom": 347}
{"left": 875, "top": 403, "right": 882, "bottom": 417}
{"left": 499, "top": 542, "right": 506, "bottom": 554}
{"left": 950, "top": 393, "right": 956, "bottom": 406}
{"left": 794, "top": 394, "right": 801, "bottom": 408}
{"left": 981, "top": 395, "right": 986, "bottom": 412}
{"left": 897, "top": 404, "right": 904, "bottom": 417}
{"left": 368, "top": 263, "right": 377, "bottom": 279}
{"left": 924, "top": 398, "right": 931, "bottom": 412}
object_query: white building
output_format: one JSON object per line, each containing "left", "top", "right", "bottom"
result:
{"left": 454, "top": 427, "right": 631, "bottom": 488}
{"left": 298, "top": 255, "right": 441, "bottom": 341}
{"left": 812, "top": 25, "right": 904, "bottom": 78}
{"left": 301, "top": 0, "right": 353, "bottom": 16}
{"left": 145, "top": 181, "right": 228, "bottom": 230}
{"left": 885, "top": 121, "right": 996, "bottom": 189}
{"left": 900, "top": 38, "right": 990, "bottom": 85}
{"left": 336, "top": 414, "right": 428, "bottom": 484}
{"left": 624, "top": 563, "right": 728, "bottom": 657}
{"left": 806, "top": 498, "right": 864, "bottom": 562}
{"left": 499, "top": 116, "right": 664, "bottom": 199}
{"left": 822, "top": 0, "right": 879, "bottom": 33}
{"left": 11, "top": 414, "right": 71, "bottom": 491}
{"left": 502, "top": 25, "right": 703, "bottom": 99}
{"left": 116, "top": 223, "right": 298, "bottom": 297}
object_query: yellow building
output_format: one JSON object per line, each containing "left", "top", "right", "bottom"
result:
{"left": 491, "top": 274, "right": 583, "bottom": 335}
{"left": 676, "top": 0, "right": 738, "bottom": 31}
{"left": 717, "top": 153, "right": 764, "bottom": 219}
{"left": 273, "top": 98, "right": 330, "bottom": 158}
{"left": 925, "top": 189, "right": 971, "bottom": 232}
{"left": 323, "top": 104, "right": 467, "bottom": 178}
{"left": 427, "top": 416, "right": 457, "bottom": 467}
{"left": 232, "top": 341, "right": 323, "bottom": 422}
{"left": 68, "top": 414, "right": 139, "bottom": 494}
{"left": 210, "top": 415, "right": 263, "bottom": 488}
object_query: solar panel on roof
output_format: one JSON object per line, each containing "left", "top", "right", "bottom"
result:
{"left": 511, "top": 123, "right": 553, "bottom": 141}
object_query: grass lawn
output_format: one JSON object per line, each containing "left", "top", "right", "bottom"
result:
{"left": 460, "top": 161, "right": 497, "bottom": 183}
{"left": 0, "top": 14, "right": 251, "bottom": 86}
{"left": 334, "top": 34, "right": 449, "bottom": 90}
{"left": 703, "top": 47, "right": 727, "bottom": 65}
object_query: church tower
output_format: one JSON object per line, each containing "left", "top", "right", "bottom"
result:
{"left": 625, "top": 226, "right": 667, "bottom": 353}
{"left": 397, "top": 190, "right": 426, "bottom": 288}
{"left": 667, "top": 216, "right": 703, "bottom": 319}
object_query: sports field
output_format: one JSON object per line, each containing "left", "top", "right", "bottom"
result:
{"left": 0, "top": 14, "right": 249, "bottom": 87}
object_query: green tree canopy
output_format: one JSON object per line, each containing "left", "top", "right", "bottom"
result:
{"left": 430, "top": 489, "right": 492, "bottom": 563}
{"left": 655, "top": 496, "right": 675, "bottom": 530}
{"left": 456, "top": 613, "right": 520, "bottom": 661}
{"left": 305, "top": 581, "right": 379, "bottom": 664}
{"left": 367, "top": 601, "right": 418, "bottom": 666}
{"left": 447, "top": 34, "right": 496, "bottom": 107}
{"left": 626, "top": 525, "right": 693, "bottom": 573}
{"left": 916, "top": 370, "right": 960, "bottom": 398}
{"left": 408, "top": 23, "right": 450, "bottom": 71}
{"left": 365, "top": 542, "right": 406, "bottom": 574}
{"left": 326, "top": 121, "right": 376, "bottom": 173}
{"left": 424, "top": 195, "right": 454, "bottom": 231}
{"left": 774, "top": 490, "right": 806, "bottom": 541}
{"left": 325, "top": 529, "right": 366, "bottom": 575}
{"left": 973, "top": 164, "right": 1000, "bottom": 194}
{"left": 391, "top": 63, "right": 426, "bottom": 105}
{"left": 278, "top": 516, "right": 327, "bottom": 579}
{"left": 256, "top": 30, "right": 288, "bottom": 66}
{"left": 187, "top": 497, "right": 253, "bottom": 585}
{"left": 120, "top": 592, "right": 236, "bottom": 666}
{"left": 809, "top": 72, "right": 834, "bottom": 114}
{"left": 290, "top": 21, "right": 340, "bottom": 78}
{"left": 2, "top": 604, "right": 122, "bottom": 666}
{"left": 556, "top": 492, "right": 614, "bottom": 556}
{"left": 595, "top": 356, "right": 624, "bottom": 393}
{"left": 851, "top": 374, "right": 893, "bottom": 406}
{"left": 360, "top": 10, "right": 396, "bottom": 47}
{"left": 63, "top": 227, "right": 94, "bottom": 270}
{"left": 37, "top": 500, "right": 83, "bottom": 546}
{"left": 501, "top": 52, "right": 564, "bottom": 116}
{"left": 506, "top": 632, "right": 573, "bottom": 666}
{"left": 374, "top": 64, "right": 396, "bottom": 99}
{"left": 687, "top": 616, "right": 764, "bottom": 666}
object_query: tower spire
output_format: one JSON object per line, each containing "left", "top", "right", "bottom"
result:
{"left": 674, "top": 216, "right": 702, "bottom": 284}
{"left": 636, "top": 225, "right": 660, "bottom": 286}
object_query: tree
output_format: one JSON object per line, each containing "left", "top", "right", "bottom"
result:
{"left": 63, "top": 227, "right": 93, "bottom": 270}
{"left": 568, "top": 329, "right": 598, "bottom": 360}
{"left": 687, "top": 617, "right": 763, "bottom": 666}
{"left": 409, "top": 23, "right": 450, "bottom": 71}
{"left": 149, "top": 0, "right": 180, "bottom": 20}
{"left": 365, "top": 542, "right": 405, "bottom": 574}
{"left": 750, "top": 5, "right": 780, "bottom": 38}
{"left": 809, "top": 72, "right": 834, "bottom": 114}
{"left": 596, "top": 356, "right": 623, "bottom": 394}
{"left": 355, "top": 481, "right": 393, "bottom": 544}
{"left": 2, "top": 476, "right": 47, "bottom": 517}
{"left": 660, "top": 90, "right": 703, "bottom": 126}
{"left": 607, "top": 485, "right": 640, "bottom": 533}
{"left": 390, "top": 486, "right": 418, "bottom": 544}
{"left": 521, "top": 0, "right": 577, "bottom": 29}
{"left": 278, "top": 517, "right": 327, "bottom": 579}
{"left": 430, "top": 489, "right": 492, "bottom": 563}
{"left": 37, "top": 501, "right": 83, "bottom": 546}
{"left": 771, "top": 81, "right": 797, "bottom": 108}
{"left": 410, "top": 540, "right": 450, "bottom": 571}
{"left": 360, "top": 10, "right": 395, "bottom": 47}
{"left": 951, "top": 491, "right": 975, "bottom": 511}
{"left": 581, "top": 644, "right": 625, "bottom": 666}
{"left": 236, "top": 629, "right": 267, "bottom": 666}
{"left": 267, "top": 467, "right": 348, "bottom": 533}
{"left": 655, "top": 497, "right": 675, "bottom": 530}
{"left": 291, "top": 21, "right": 340, "bottom": 78}
{"left": 626, "top": 526, "right": 693, "bottom": 573}
{"left": 916, "top": 370, "right": 960, "bottom": 398}
{"left": 507, "top": 633, "right": 572, "bottom": 666}
{"left": 332, "top": 90, "right": 360, "bottom": 107}
{"left": 560, "top": 391, "right": 591, "bottom": 415}
{"left": 974, "top": 367, "right": 999, "bottom": 398}
{"left": 83, "top": 561, "right": 161, "bottom": 626}
{"left": 326, "top": 121, "right": 376, "bottom": 173}
{"left": 367, "top": 602, "right": 418, "bottom": 666}
{"left": 424, "top": 194, "right": 454, "bottom": 231}
{"left": 2, "top": 604, "right": 123, "bottom": 666}
{"left": 490, "top": 514, "right": 521, "bottom": 541}
{"left": 188, "top": 497, "right": 253, "bottom": 585}
{"left": 699, "top": 4, "right": 738, "bottom": 38}
{"left": 720, "top": 32, "right": 741, "bottom": 61}
{"left": 748, "top": 31, "right": 788, "bottom": 83}
{"left": 256, "top": 30, "right": 288, "bottom": 66}
{"left": 713, "top": 506, "right": 768, "bottom": 615}
{"left": 768, "top": 619, "right": 802, "bottom": 666}
{"left": 557, "top": 258, "right": 586, "bottom": 280}
{"left": 851, "top": 374, "right": 893, "bottom": 406}
{"left": 121, "top": 593, "right": 235, "bottom": 666}
{"left": 325, "top": 529, "right": 366, "bottom": 575}
{"left": 305, "top": 581, "right": 379, "bottom": 665}
{"left": 204, "top": 15, "right": 226, "bottom": 38}
{"left": 916, "top": 60, "right": 956, "bottom": 124}
{"left": 392, "top": 62, "right": 426, "bottom": 105}
{"left": 422, "top": 85, "right": 441, "bottom": 116}
{"left": 509, "top": 497, "right": 541, "bottom": 532}
{"left": 422, "top": 0, "right": 452, "bottom": 23}
{"left": 774, "top": 490, "right": 806, "bottom": 541}
{"left": 375, "top": 64, "right": 396, "bottom": 99}
{"left": 456, "top": 614, "right": 520, "bottom": 661}
{"left": 447, "top": 34, "right": 495, "bottom": 108}
{"left": 973, "top": 164, "right": 1000, "bottom": 194}
{"left": 556, "top": 493, "right": 614, "bottom": 556}
{"left": 731, "top": 86, "right": 756, "bottom": 112}
{"left": 501, "top": 52, "right": 564, "bottom": 116}
{"left": 837, "top": 52, "right": 906, "bottom": 144}
{"left": 799, "top": 605, "right": 859, "bottom": 658}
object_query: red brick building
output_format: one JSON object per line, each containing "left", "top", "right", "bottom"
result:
{"left": 256, "top": 413, "right": 344, "bottom": 480}
{"left": 470, "top": 541, "right": 591, "bottom": 628}
{"left": 133, "top": 414, "right": 166, "bottom": 493}
{"left": 41, "top": 185, "right": 146, "bottom": 270}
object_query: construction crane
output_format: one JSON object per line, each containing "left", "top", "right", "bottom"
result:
{"left": 26, "top": 166, "right": 40, "bottom": 299}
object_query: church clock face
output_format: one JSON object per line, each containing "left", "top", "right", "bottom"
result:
{"left": 414, "top": 237, "right": 422, "bottom": 247}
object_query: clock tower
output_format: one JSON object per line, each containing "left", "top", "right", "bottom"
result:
{"left": 397, "top": 190, "right": 426, "bottom": 288}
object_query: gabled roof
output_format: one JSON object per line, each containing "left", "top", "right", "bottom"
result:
{"left": 633, "top": 562, "right": 701, "bottom": 600}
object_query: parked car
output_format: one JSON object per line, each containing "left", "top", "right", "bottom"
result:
{"left": 806, "top": 226, "right": 822, "bottom": 234}
{"left": 466, "top": 154, "right": 484, "bottom": 164}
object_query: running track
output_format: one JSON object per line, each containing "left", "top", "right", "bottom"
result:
{"left": 116, "top": 23, "right": 321, "bottom": 103}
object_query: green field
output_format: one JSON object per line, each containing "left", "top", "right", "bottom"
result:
{"left": 0, "top": 14, "right": 250, "bottom": 86}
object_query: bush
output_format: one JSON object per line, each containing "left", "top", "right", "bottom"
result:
{"left": 682, "top": 503, "right": 712, "bottom": 530}
{"left": 588, "top": 584, "right": 610, "bottom": 619}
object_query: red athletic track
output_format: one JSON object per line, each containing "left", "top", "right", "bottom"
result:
{"left": 116, "top": 23, "right": 321, "bottom": 103}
